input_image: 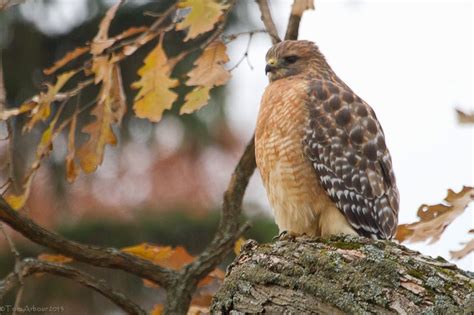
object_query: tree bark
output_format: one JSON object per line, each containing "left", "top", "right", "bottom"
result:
{"left": 211, "top": 235, "right": 473, "bottom": 314}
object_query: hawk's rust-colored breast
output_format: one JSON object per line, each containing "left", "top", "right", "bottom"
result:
{"left": 255, "top": 77, "right": 356, "bottom": 236}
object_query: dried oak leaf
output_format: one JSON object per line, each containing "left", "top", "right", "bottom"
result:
{"left": 176, "top": 0, "right": 229, "bottom": 41}
{"left": 396, "top": 186, "right": 474, "bottom": 244}
{"left": 38, "top": 254, "right": 73, "bottom": 264}
{"left": 122, "top": 243, "right": 223, "bottom": 288}
{"left": 456, "top": 108, "right": 474, "bottom": 124}
{"left": 6, "top": 105, "right": 65, "bottom": 209}
{"left": 23, "top": 71, "right": 76, "bottom": 132}
{"left": 181, "top": 40, "right": 230, "bottom": 114}
{"left": 186, "top": 40, "right": 230, "bottom": 87}
{"left": 66, "top": 111, "right": 79, "bottom": 183}
{"left": 131, "top": 42, "right": 178, "bottom": 122}
{"left": 180, "top": 86, "right": 211, "bottom": 115}
{"left": 77, "top": 64, "right": 126, "bottom": 173}
{"left": 91, "top": 1, "right": 121, "bottom": 55}
{"left": 450, "top": 229, "right": 474, "bottom": 260}
{"left": 43, "top": 46, "right": 89, "bottom": 76}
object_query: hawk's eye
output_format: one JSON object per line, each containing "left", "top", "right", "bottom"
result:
{"left": 283, "top": 55, "right": 299, "bottom": 64}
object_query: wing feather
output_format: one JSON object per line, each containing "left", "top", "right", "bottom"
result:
{"left": 303, "top": 80, "right": 399, "bottom": 239}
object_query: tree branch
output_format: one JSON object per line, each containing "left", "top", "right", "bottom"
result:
{"left": 255, "top": 0, "right": 281, "bottom": 44}
{"left": 212, "top": 235, "right": 473, "bottom": 313}
{"left": 0, "top": 258, "right": 146, "bottom": 315}
{"left": 285, "top": 0, "right": 314, "bottom": 40}
{"left": 0, "top": 197, "right": 177, "bottom": 288}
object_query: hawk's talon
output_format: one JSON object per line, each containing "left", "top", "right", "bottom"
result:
{"left": 273, "top": 230, "right": 296, "bottom": 241}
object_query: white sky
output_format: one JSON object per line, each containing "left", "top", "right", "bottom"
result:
{"left": 226, "top": 0, "right": 473, "bottom": 271}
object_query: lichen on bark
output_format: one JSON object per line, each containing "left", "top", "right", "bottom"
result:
{"left": 211, "top": 235, "right": 473, "bottom": 314}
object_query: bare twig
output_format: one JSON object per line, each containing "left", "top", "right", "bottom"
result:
{"left": 0, "top": 197, "right": 177, "bottom": 288}
{"left": 255, "top": 0, "right": 281, "bottom": 44}
{"left": 229, "top": 33, "right": 256, "bottom": 71}
{"left": 0, "top": 258, "right": 146, "bottom": 315}
{"left": 285, "top": 0, "right": 314, "bottom": 40}
{"left": 223, "top": 29, "right": 266, "bottom": 43}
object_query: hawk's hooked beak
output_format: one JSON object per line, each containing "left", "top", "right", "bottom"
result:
{"left": 265, "top": 58, "right": 277, "bottom": 75}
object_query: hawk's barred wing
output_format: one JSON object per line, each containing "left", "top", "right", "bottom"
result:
{"left": 303, "top": 80, "right": 399, "bottom": 239}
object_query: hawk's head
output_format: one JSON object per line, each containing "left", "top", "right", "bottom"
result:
{"left": 265, "top": 40, "right": 328, "bottom": 82}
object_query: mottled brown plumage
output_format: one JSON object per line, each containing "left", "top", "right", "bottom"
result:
{"left": 256, "top": 40, "right": 399, "bottom": 239}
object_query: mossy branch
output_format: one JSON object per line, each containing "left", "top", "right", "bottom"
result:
{"left": 212, "top": 235, "right": 473, "bottom": 314}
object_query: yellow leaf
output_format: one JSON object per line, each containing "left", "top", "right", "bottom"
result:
{"left": 176, "top": 0, "right": 229, "bottom": 41}
{"left": 5, "top": 174, "right": 34, "bottom": 210}
{"left": 234, "top": 237, "right": 246, "bottom": 256}
{"left": 180, "top": 86, "right": 211, "bottom": 115}
{"left": 150, "top": 304, "right": 163, "bottom": 315}
{"left": 122, "top": 243, "right": 174, "bottom": 263}
{"left": 5, "top": 193, "right": 28, "bottom": 210}
{"left": 132, "top": 42, "right": 178, "bottom": 122}
{"left": 78, "top": 64, "right": 126, "bottom": 173}
{"left": 38, "top": 254, "right": 73, "bottom": 264}
{"left": 186, "top": 40, "right": 230, "bottom": 87}
{"left": 43, "top": 46, "right": 89, "bottom": 75}
{"left": 396, "top": 186, "right": 474, "bottom": 244}
{"left": 24, "top": 71, "right": 76, "bottom": 132}
{"left": 91, "top": 2, "right": 121, "bottom": 55}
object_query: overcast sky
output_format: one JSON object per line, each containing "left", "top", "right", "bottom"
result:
{"left": 226, "top": 0, "right": 473, "bottom": 271}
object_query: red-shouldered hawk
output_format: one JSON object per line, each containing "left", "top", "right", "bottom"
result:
{"left": 255, "top": 40, "right": 399, "bottom": 239}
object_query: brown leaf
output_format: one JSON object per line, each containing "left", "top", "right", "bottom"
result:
{"left": 43, "top": 46, "right": 89, "bottom": 75}
{"left": 450, "top": 229, "right": 474, "bottom": 260}
{"left": 186, "top": 40, "right": 230, "bottom": 87}
{"left": 66, "top": 112, "right": 79, "bottom": 183}
{"left": 77, "top": 64, "right": 125, "bottom": 173}
{"left": 38, "top": 254, "right": 73, "bottom": 264}
{"left": 24, "top": 71, "right": 76, "bottom": 132}
{"left": 91, "top": 2, "right": 121, "bottom": 55}
{"left": 176, "top": 0, "right": 229, "bottom": 41}
{"left": 396, "top": 186, "right": 474, "bottom": 244}
{"left": 131, "top": 42, "right": 178, "bottom": 122}
{"left": 456, "top": 109, "right": 474, "bottom": 124}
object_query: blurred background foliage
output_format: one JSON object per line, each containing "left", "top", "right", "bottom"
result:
{"left": 0, "top": 0, "right": 276, "bottom": 313}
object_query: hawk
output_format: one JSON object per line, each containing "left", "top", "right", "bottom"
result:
{"left": 255, "top": 40, "right": 399, "bottom": 239}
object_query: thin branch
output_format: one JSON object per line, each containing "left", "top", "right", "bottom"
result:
{"left": 0, "top": 258, "right": 146, "bottom": 315}
{"left": 229, "top": 33, "right": 256, "bottom": 71}
{"left": 223, "top": 29, "right": 266, "bottom": 43}
{"left": 0, "top": 197, "right": 177, "bottom": 288}
{"left": 285, "top": 0, "right": 314, "bottom": 40}
{"left": 255, "top": 0, "right": 281, "bottom": 44}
